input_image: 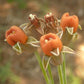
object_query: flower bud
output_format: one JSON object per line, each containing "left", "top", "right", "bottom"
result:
{"left": 5, "top": 26, "right": 28, "bottom": 46}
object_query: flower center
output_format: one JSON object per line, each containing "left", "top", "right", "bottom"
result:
{"left": 45, "top": 38, "right": 53, "bottom": 43}
{"left": 8, "top": 31, "right": 15, "bottom": 36}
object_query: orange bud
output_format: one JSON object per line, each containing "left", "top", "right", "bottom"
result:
{"left": 5, "top": 26, "right": 28, "bottom": 46}
{"left": 40, "top": 33, "right": 62, "bottom": 56}
{"left": 60, "top": 12, "right": 79, "bottom": 33}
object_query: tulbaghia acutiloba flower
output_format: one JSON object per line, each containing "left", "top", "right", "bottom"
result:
{"left": 60, "top": 13, "right": 79, "bottom": 45}
{"left": 40, "top": 33, "right": 63, "bottom": 66}
{"left": 44, "top": 12, "right": 60, "bottom": 34}
{"left": 44, "top": 12, "right": 55, "bottom": 24}
{"left": 60, "top": 12, "right": 79, "bottom": 33}
{"left": 40, "top": 33, "right": 62, "bottom": 56}
{"left": 29, "top": 14, "right": 40, "bottom": 28}
{"left": 5, "top": 26, "right": 28, "bottom": 46}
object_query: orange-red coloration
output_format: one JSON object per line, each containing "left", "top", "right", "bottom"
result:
{"left": 40, "top": 33, "right": 62, "bottom": 56}
{"left": 60, "top": 12, "right": 79, "bottom": 33}
{"left": 5, "top": 26, "right": 28, "bottom": 46}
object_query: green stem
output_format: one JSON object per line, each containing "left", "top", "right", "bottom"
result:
{"left": 35, "top": 51, "right": 50, "bottom": 84}
{"left": 48, "top": 64, "right": 54, "bottom": 84}
{"left": 62, "top": 53, "right": 67, "bottom": 84}
{"left": 57, "top": 65, "right": 64, "bottom": 84}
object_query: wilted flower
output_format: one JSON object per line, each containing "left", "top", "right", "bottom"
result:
{"left": 5, "top": 26, "right": 28, "bottom": 46}
{"left": 40, "top": 33, "right": 62, "bottom": 56}
{"left": 29, "top": 14, "right": 40, "bottom": 28}
{"left": 60, "top": 12, "right": 79, "bottom": 33}
{"left": 44, "top": 12, "right": 59, "bottom": 34}
{"left": 44, "top": 12, "right": 55, "bottom": 24}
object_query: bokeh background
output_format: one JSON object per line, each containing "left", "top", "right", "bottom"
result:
{"left": 0, "top": 0, "right": 84, "bottom": 84}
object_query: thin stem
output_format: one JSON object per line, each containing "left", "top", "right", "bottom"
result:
{"left": 35, "top": 51, "right": 50, "bottom": 84}
{"left": 62, "top": 53, "right": 67, "bottom": 84}
{"left": 57, "top": 65, "right": 64, "bottom": 84}
{"left": 48, "top": 64, "right": 54, "bottom": 84}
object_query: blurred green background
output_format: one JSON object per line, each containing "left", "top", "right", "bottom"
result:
{"left": 0, "top": 0, "right": 84, "bottom": 84}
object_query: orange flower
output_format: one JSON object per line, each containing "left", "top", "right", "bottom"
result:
{"left": 60, "top": 12, "right": 79, "bottom": 33}
{"left": 40, "top": 33, "right": 62, "bottom": 56}
{"left": 5, "top": 26, "right": 28, "bottom": 46}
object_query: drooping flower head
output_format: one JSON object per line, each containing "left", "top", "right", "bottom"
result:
{"left": 40, "top": 33, "right": 63, "bottom": 56}
{"left": 60, "top": 12, "right": 79, "bottom": 33}
{"left": 5, "top": 26, "right": 28, "bottom": 46}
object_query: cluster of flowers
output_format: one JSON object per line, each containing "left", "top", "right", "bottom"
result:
{"left": 5, "top": 12, "right": 81, "bottom": 67}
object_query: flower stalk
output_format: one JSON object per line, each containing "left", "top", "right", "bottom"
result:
{"left": 57, "top": 65, "right": 64, "bottom": 84}
{"left": 35, "top": 51, "right": 50, "bottom": 84}
{"left": 62, "top": 53, "right": 67, "bottom": 84}
{"left": 48, "top": 64, "right": 54, "bottom": 84}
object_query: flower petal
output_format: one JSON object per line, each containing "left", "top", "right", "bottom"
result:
{"left": 62, "top": 46, "right": 75, "bottom": 54}
{"left": 66, "top": 27, "right": 74, "bottom": 35}
{"left": 72, "top": 32, "right": 78, "bottom": 41}
{"left": 56, "top": 31, "right": 63, "bottom": 39}
{"left": 26, "top": 36, "right": 40, "bottom": 47}
{"left": 50, "top": 48, "right": 60, "bottom": 56}
{"left": 35, "top": 27, "right": 44, "bottom": 35}
{"left": 12, "top": 42, "right": 22, "bottom": 54}
{"left": 19, "top": 23, "right": 28, "bottom": 30}
{"left": 78, "top": 24, "right": 82, "bottom": 30}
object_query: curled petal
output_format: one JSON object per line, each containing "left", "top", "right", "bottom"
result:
{"left": 19, "top": 23, "right": 28, "bottom": 30}
{"left": 50, "top": 48, "right": 60, "bottom": 56}
{"left": 35, "top": 27, "right": 44, "bottom": 35}
{"left": 72, "top": 32, "right": 78, "bottom": 41}
{"left": 78, "top": 24, "right": 82, "bottom": 30}
{"left": 56, "top": 31, "right": 63, "bottom": 39}
{"left": 26, "top": 36, "right": 38, "bottom": 43}
{"left": 29, "top": 42, "right": 40, "bottom": 47}
{"left": 12, "top": 42, "right": 22, "bottom": 54}
{"left": 26, "top": 36, "right": 40, "bottom": 47}
{"left": 62, "top": 46, "right": 75, "bottom": 54}
{"left": 66, "top": 27, "right": 74, "bottom": 35}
